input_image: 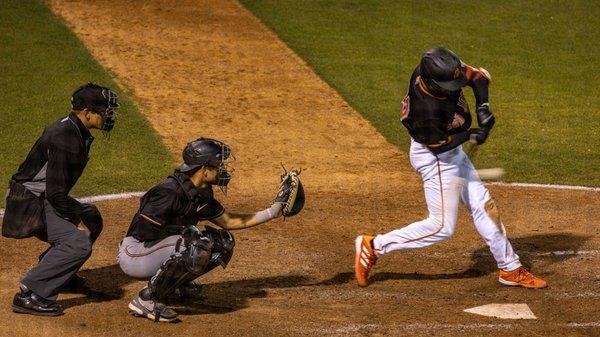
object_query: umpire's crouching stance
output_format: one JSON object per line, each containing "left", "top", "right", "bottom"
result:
{"left": 2, "top": 83, "right": 119, "bottom": 316}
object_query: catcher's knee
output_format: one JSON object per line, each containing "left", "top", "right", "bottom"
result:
{"left": 202, "top": 226, "right": 235, "bottom": 270}
{"left": 183, "top": 240, "right": 212, "bottom": 274}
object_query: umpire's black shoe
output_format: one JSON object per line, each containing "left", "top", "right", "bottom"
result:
{"left": 12, "top": 290, "right": 64, "bottom": 316}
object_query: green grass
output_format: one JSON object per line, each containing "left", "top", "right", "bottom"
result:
{"left": 240, "top": 0, "right": 600, "bottom": 186}
{"left": 0, "top": 1, "right": 174, "bottom": 206}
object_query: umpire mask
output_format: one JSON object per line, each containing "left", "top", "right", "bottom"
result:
{"left": 71, "top": 83, "right": 120, "bottom": 136}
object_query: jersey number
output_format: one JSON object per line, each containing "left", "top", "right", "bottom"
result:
{"left": 400, "top": 95, "right": 410, "bottom": 120}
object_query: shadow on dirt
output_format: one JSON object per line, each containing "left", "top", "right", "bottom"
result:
{"left": 58, "top": 265, "right": 310, "bottom": 314}
{"left": 174, "top": 275, "right": 310, "bottom": 315}
{"left": 317, "top": 233, "right": 592, "bottom": 286}
{"left": 59, "top": 264, "right": 135, "bottom": 309}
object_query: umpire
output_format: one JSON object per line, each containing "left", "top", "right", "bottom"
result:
{"left": 2, "top": 83, "right": 119, "bottom": 316}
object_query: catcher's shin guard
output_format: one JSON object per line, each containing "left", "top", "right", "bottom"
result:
{"left": 148, "top": 228, "right": 212, "bottom": 301}
{"left": 202, "top": 226, "right": 235, "bottom": 271}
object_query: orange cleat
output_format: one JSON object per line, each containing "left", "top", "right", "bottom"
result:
{"left": 499, "top": 266, "right": 548, "bottom": 289}
{"left": 354, "top": 235, "right": 378, "bottom": 287}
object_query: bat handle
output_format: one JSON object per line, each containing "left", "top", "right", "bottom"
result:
{"left": 469, "top": 133, "right": 478, "bottom": 145}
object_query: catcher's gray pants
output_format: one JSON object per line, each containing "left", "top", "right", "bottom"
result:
{"left": 21, "top": 201, "right": 93, "bottom": 300}
{"left": 117, "top": 235, "right": 181, "bottom": 279}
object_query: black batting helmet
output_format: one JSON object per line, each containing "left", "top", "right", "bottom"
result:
{"left": 419, "top": 47, "right": 466, "bottom": 93}
{"left": 179, "top": 138, "right": 234, "bottom": 190}
{"left": 71, "top": 83, "right": 120, "bottom": 132}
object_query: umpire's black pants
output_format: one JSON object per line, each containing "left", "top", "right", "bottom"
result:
{"left": 21, "top": 201, "right": 96, "bottom": 300}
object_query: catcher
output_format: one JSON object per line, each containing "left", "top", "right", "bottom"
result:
{"left": 117, "top": 137, "right": 304, "bottom": 322}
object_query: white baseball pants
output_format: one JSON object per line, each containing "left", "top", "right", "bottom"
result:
{"left": 372, "top": 139, "right": 521, "bottom": 271}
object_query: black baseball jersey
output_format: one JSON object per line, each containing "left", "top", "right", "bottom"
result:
{"left": 126, "top": 171, "right": 225, "bottom": 242}
{"left": 400, "top": 64, "right": 491, "bottom": 153}
{"left": 11, "top": 113, "right": 93, "bottom": 222}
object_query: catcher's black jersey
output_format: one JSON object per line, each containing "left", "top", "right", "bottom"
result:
{"left": 400, "top": 64, "right": 490, "bottom": 151}
{"left": 126, "top": 171, "right": 224, "bottom": 242}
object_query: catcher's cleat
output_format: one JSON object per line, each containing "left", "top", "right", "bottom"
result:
{"left": 129, "top": 289, "right": 179, "bottom": 323}
{"left": 498, "top": 267, "right": 548, "bottom": 289}
{"left": 354, "top": 235, "right": 377, "bottom": 287}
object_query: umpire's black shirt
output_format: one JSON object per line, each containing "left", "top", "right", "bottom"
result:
{"left": 11, "top": 113, "right": 93, "bottom": 222}
{"left": 126, "top": 171, "right": 225, "bottom": 242}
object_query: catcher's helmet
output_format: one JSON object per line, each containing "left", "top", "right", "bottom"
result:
{"left": 419, "top": 47, "right": 466, "bottom": 94}
{"left": 179, "top": 138, "right": 234, "bottom": 190}
{"left": 71, "top": 83, "right": 119, "bottom": 133}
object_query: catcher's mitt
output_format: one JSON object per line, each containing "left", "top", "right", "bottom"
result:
{"left": 275, "top": 167, "right": 305, "bottom": 217}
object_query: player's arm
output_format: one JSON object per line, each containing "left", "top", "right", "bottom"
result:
{"left": 210, "top": 203, "right": 283, "bottom": 231}
{"left": 409, "top": 118, "right": 474, "bottom": 155}
{"left": 463, "top": 63, "right": 495, "bottom": 132}
{"left": 45, "top": 140, "right": 83, "bottom": 223}
{"left": 463, "top": 64, "right": 491, "bottom": 108}
{"left": 427, "top": 130, "right": 475, "bottom": 155}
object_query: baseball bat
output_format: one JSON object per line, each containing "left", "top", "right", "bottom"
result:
{"left": 465, "top": 134, "right": 505, "bottom": 180}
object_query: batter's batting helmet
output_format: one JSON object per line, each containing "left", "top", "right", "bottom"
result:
{"left": 419, "top": 47, "right": 466, "bottom": 94}
{"left": 180, "top": 138, "right": 234, "bottom": 190}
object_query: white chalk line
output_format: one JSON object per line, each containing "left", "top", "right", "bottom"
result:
{"left": 413, "top": 249, "right": 600, "bottom": 259}
{"left": 489, "top": 182, "right": 600, "bottom": 192}
{"left": 303, "top": 321, "right": 600, "bottom": 334}
{"left": 0, "top": 191, "right": 145, "bottom": 217}
{"left": 467, "top": 249, "right": 600, "bottom": 257}
{"left": 403, "top": 322, "right": 600, "bottom": 330}
{"left": 566, "top": 322, "right": 600, "bottom": 328}
{"left": 0, "top": 180, "right": 596, "bottom": 218}
{"left": 76, "top": 191, "right": 145, "bottom": 203}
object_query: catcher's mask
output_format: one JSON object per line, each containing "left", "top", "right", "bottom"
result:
{"left": 419, "top": 46, "right": 466, "bottom": 96}
{"left": 71, "top": 83, "right": 120, "bottom": 136}
{"left": 179, "top": 137, "right": 235, "bottom": 194}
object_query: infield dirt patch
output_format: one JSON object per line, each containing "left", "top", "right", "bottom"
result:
{"left": 0, "top": 1, "right": 597, "bottom": 336}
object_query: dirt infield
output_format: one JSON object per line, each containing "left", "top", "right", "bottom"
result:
{"left": 0, "top": 0, "right": 597, "bottom": 336}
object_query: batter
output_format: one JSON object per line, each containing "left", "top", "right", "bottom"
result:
{"left": 354, "top": 47, "right": 547, "bottom": 289}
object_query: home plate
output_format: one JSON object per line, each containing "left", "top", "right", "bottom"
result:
{"left": 464, "top": 303, "right": 537, "bottom": 319}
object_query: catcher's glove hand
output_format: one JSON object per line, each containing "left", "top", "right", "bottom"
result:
{"left": 274, "top": 167, "right": 305, "bottom": 217}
